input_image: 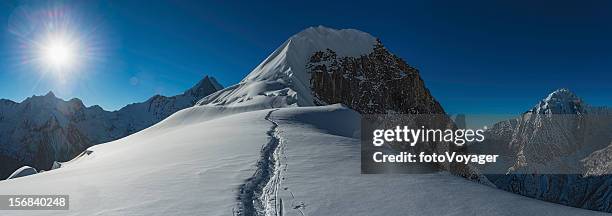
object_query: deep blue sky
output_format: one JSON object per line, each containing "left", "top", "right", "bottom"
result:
{"left": 0, "top": 0, "right": 610, "bottom": 113}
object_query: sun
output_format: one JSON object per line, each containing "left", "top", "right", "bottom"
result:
{"left": 8, "top": 4, "right": 104, "bottom": 86}
{"left": 40, "top": 35, "right": 77, "bottom": 71}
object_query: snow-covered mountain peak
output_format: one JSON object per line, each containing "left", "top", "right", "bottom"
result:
{"left": 530, "top": 88, "right": 586, "bottom": 114}
{"left": 242, "top": 26, "right": 377, "bottom": 84}
{"left": 44, "top": 91, "right": 56, "bottom": 98}
{"left": 0, "top": 99, "right": 16, "bottom": 105}
{"left": 198, "top": 26, "right": 377, "bottom": 108}
{"left": 544, "top": 88, "right": 580, "bottom": 103}
{"left": 185, "top": 75, "right": 223, "bottom": 97}
{"left": 24, "top": 91, "right": 63, "bottom": 105}
{"left": 289, "top": 26, "right": 377, "bottom": 57}
{"left": 205, "top": 76, "right": 223, "bottom": 90}
{"left": 21, "top": 91, "right": 86, "bottom": 111}
{"left": 68, "top": 98, "right": 85, "bottom": 107}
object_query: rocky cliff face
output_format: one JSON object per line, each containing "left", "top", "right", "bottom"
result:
{"left": 307, "top": 40, "right": 444, "bottom": 114}
{"left": 0, "top": 76, "right": 223, "bottom": 179}
{"left": 482, "top": 89, "right": 612, "bottom": 212}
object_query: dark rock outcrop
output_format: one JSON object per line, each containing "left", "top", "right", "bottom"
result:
{"left": 307, "top": 40, "right": 444, "bottom": 115}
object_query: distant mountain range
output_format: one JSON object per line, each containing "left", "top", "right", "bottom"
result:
{"left": 475, "top": 88, "right": 612, "bottom": 212}
{"left": 0, "top": 76, "right": 223, "bottom": 178}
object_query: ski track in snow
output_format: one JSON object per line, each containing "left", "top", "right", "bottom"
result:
{"left": 236, "top": 109, "right": 291, "bottom": 216}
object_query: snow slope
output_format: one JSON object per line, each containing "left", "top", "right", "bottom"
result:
{"left": 0, "top": 105, "right": 604, "bottom": 216}
{"left": 269, "top": 105, "right": 605, "bottom": 216}
{"left": 0, "top": 106, "right": 271, "bottom": 216}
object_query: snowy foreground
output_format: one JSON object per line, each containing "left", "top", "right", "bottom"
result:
{"left": 0, "top": 104, "right": 605, "bottom": 216}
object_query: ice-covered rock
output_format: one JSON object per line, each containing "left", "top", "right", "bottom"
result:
{"left": 51, "top": 161, "right": 62, "bottom": 170}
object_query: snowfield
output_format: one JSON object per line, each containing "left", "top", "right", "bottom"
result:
{"left": 0, "top": 105, "right": 605, "bottom": 216}
{"left": 269, "top": 105, "right": 606, "bottom": 216}
{"left": 0, "top": 106, "right": 271, "bottom": 216}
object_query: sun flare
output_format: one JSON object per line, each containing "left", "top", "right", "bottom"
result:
{"left": 41, "top": 36, "right": 77, "bottom": 70}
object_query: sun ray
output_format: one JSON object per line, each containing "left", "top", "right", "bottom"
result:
{"left": 6, "top": 3, "right": 107, "bottom": 88}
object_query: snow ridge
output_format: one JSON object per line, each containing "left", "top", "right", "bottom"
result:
{"left": 236, "top": 109, "right": 283, "bottom": 216}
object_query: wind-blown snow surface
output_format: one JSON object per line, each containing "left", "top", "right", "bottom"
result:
{"left": 0, "top": 105, "right": 604, "bottom": 215}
